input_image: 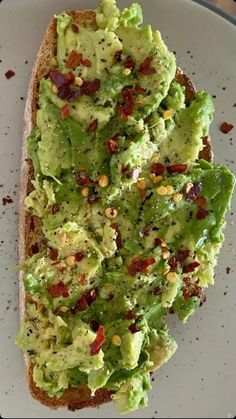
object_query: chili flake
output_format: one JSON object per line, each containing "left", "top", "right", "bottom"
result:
{"left": 220, "top": 122, "right": 234, "bottom": 134}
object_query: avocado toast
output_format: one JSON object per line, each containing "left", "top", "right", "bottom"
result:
{"left": 16, "top": 0, "right": 235, "bottom": 414}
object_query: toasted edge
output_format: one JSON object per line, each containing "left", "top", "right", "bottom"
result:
{"left": 19, "top": 9, "right": 112, "bottom": 411}
{"left": 18, "top": 9, "right": 212, "bottom": 411}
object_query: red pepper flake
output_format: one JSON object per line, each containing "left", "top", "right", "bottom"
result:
{"left": 133, "top": 85, "right": 146, "bottom": 95}
{"left": 177, "top": 250, "right": 190, "bottom": 261}
{"left": 84, "top": 289, "right": 97, "bottom": 303}
{"left": 153, "top": 286, "right": 162, "bottom": 295}
{"left": 31, "top": 243, "right": 39, "bottom": 255}
{"left": 71, "top": 295, "right": 88, "bottom": 313}
{"left": 48, "top": 281, "right": 69, "bottom": 298}
{"left": 120, "top": 164, "right": 128, "bottom": 173}
{"left": 122, "top": 87, "right": 133, "bottom": 105}
{"left": 86, "top": 119, "right": 98, "bottom": 133}
{"left": 56, "top": 77, "right": 100, "bottom": 101}
{"left": 220, "top": 122, "right": 234, "bottom": 134}
{"left": 129, "top": 323, "right": 140, "bottom": 334}
{"left": 49, "top": 70, "right": 75, "bottom": 93}
{"left": 60, "top": 104, "right": 70, "bottom": 120}
{"left": 74, "top": 252, "right": 85, "bottom": 262}
{"left": 90, "top": 325, "right": 106, "bottom": 355}
{"left": 114, "top": 50, "right": 122, "bottom": 63}
{"left": 106, "top": 138, "right": 119, "bottom": 154}
{"left": 154, "top": 238, "right": 163, "bottom": 247}
{"left": 75, "top": 170, "right": 90, "bottom": 186}
{"left": 49, "top": 70, "right": 68, "bottom": 88}
{"left": 90, "top": 319, "right": 100, "bottom": 332}
{"left": 81, "top": 58, "right": 92, "bottom": 67}
{"left": 71, "top": 23, "right": 79, "bottom": 33}
{"left": 139, "top": 56, "right": 156, "bottom": 75}
{"left": 124, "top": 57, "right": 135, "bottom": 70}
{"left": 57, "top": 84, "right": 71, "bottom": 100}
{"left": 84, "top": 289, "right": 98, "bottom": 304}
{"left": 64, "top": 71, "right": 75, "bottom": 83}
{"left": 71, "top": 288, "right": 98, "bottom": 314}
{"left": 5, "top": 70, "right": 16, "bottom": 80}
{"left": 196, "top": 208, "right": 209, "bottom": 220}
{"left": 168, "top": 250, "right": 190, "bottom": 270}
{"left": 51, "top": 203, "right": 60, "bottom": 214}
{"left": 116, "top": 103, "right": 131, "bottom": 120}
{"left": 65, "top": 50, "right": 83, "bottom": 69}
{"left": 2, "top": 196, "right": 13, "bottom": 205}
{"left": 87, "top": 193, "right": 99, "bottom": 205}
{"left": 168, "top": 257, "right": 180, "bottom": 270}
{"left": 110, "top": 223, "right": 123, "bottom": 249}
{"left": 196, "top": 196, "right": 207, "bottom": 208}
{"left": 59, "top": 266, "right": 66, "bottom": 274}
{"left": 82, "top": 78, "right": 100, "bottom": 95}
{"left": 5, "top": 69, "right": 15, "bottom": 79}
{"left": 117, "top": 87, "right": 134, "bottom": 120}
{"left": 80, "top": 273, "right": 87, "bottom": 286}
{"left": 126, "top": 310, "right": 135, "bottom": 320}
{"left": 150, "top": 163, "right": 165, "bottom": 176}
{"left": 167, "top": 164, "right": 188, "bottom": 174}
{"left": 128, "top": 257, "right": 155, "bottom": 276}
{"left": 182, "top": 279, "right": 206, "bottom": 304}
{"left": 183, "top": 261, "right": 200, "bottom": 273}
{"left": 48, "top": 248, "right": 58, "bottom": 261}
{"left": 186, "top": 184, "right": 201, "bottom": 201}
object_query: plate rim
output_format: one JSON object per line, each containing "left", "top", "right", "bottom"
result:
{"left": 192, "top": 0, "right": 236, "bottom": 25}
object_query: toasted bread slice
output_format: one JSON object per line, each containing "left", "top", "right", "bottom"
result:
{"left": 19, "top": 9, "right": 212, "bottom": 411}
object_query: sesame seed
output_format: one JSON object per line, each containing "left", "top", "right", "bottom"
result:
{"left": 81, "top": 187, "right": 90, "bottom": 197}
{"left": 98, "top": 174, "right": 109, "bottom": 188}
{"left": 166, "top": 185, "right": 174, "bottom": 195}
{"left": 105, "top": 207, "right": 118, "bottom": 219}
{"left": 163, "top": 109, "right": 173, "bottom": 119}
{"left": 156, "top": 186, "right": 168, "bottom": 195}
{"left": 123, "top": 68, "right": 131, "bottom": 76}
{"left": 150, "top": 174, "right": 163, "bottom": 184}
{"left": 111, "top": 335, "right": 121, "bottom": 346}
{"left": 166, "top": 271, "right": 177, "bottom": 282}
{"left": 136, "top": 179, "right": 146, "bottom": 190}
{"left": 75, "top": 76, "right": 83, "bottom": 86}
{"left": 173, "top": 193, "right": 183, "bottom": 203}
{"left": 151, "top": 154, "right": 160, "bottom": 163}
{"left": 162, "top": 248, "right": 170, "bottom": 259}
{"left": 66, "top": 255, "right": 75, "bottom": 267}
{"left": 52, "top": 84, "right": 58, "bottom": 94}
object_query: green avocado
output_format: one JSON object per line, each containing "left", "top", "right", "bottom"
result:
{"left": 16, "top": 0, "right": 235, "bottom": 414}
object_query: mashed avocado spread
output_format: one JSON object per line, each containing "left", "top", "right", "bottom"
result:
{"left": 16, "top": 0, "right": 235, "bottom": 414}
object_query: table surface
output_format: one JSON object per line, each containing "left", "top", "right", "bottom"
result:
{"left": 208, "top": 0, "right": 236, "bottom": 15}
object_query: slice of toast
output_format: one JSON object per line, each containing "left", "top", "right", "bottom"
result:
{"left": 18, "top": 9, "right": 212, "bottom": 411}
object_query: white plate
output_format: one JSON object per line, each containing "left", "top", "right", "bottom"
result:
{"left": 0, "top": 1, "right": 235, "bottom": 418}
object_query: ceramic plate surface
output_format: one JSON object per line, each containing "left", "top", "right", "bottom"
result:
{"left": 0, "top": 0, "right": 235, "bottom": 417}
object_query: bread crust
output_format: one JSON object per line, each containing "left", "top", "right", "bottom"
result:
{"left": 18, "top": 9, "right": 212, "bottom": 410}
